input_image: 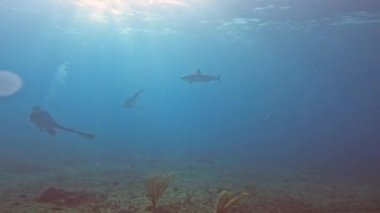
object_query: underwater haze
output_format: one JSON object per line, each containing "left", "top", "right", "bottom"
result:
{"left": 1, "top": 0, "right": 380, "bottom": 212}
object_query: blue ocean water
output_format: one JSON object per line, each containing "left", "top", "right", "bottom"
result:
{"left": 1, "top": 1, "right": 380, "bottom": 212}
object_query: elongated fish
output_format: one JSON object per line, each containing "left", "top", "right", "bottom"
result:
{"left": 124, "top": 89, "right": 143, "bottom": 108}
{"left": 181, "top": 69, "right": 220, "bottom": 84}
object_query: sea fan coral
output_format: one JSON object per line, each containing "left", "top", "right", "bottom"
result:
{"left": 214, "top": 190, "right": 249, "bottom": 213}
{"left": 144, "top": 173, "right": 175, "bottom": 212}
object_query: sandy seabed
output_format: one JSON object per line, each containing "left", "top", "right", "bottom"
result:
{"left": 1, "top": 153, "right": 379, "bottom": 213}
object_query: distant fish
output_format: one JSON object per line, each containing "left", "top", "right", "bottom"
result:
{"left": 260, "top": 113, "right": 275, "bottom": 122}
{"left": 181, "top": 69, "right": 220, "bottom": 84}
{"left": 124, "top": 89, "right": 143, "bottom": 108}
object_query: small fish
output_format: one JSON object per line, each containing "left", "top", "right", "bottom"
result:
{"left": 181, "top": 69, "right": 220, "bottom": 84}
{"left": 124, "top": 89, "right": 143, "bottom": 108}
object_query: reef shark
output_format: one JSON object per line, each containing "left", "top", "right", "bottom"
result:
{"left": 181, "top": 69, "right": 220, "bottom": 84}
{"left": 124, "top": 89, "right": 143, "bottom": 108}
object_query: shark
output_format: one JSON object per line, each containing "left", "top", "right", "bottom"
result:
{"left": 124, "top": 89, "right": 143, "bottom": 108}
{"left": 29, "top": 106, "right": 94, "bottom": 139}
{"left": 181, "top": 69, "right": 220, "bottom": 84}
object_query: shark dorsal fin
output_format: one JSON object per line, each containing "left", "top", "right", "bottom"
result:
{"left": 196, "top": 69, "right": 201, "bottom": 75}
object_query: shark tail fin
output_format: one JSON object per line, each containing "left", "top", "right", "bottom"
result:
{"left": 217, "top": 75, "right": 221, "bottom": 82}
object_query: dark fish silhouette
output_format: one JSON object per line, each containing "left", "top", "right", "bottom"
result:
{"left": 124, "top": 89, "right": 143, "bottom": 108}
{"left": 181, "top": 69, "right": 220, "bottom": 84}
{"left": 29, "top": 106, "right": 94, "bottom": 139}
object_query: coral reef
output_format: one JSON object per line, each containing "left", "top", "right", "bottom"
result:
{"left": 1, "top": 159, "right": 379, "bottom": 213}
{"left": 37, "top": 187, "right": 105, "bottom": 207}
